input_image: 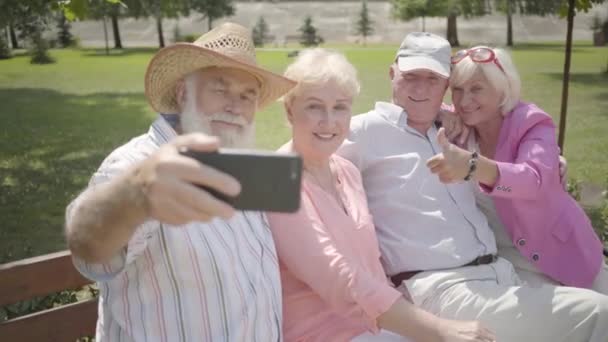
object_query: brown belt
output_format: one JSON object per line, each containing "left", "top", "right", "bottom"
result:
{"left": 390, "top": 254, "right": 498, "bottom": 287}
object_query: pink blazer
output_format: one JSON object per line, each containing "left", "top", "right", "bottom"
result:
{"left": 480, "top": 101, "right": 603, "bottom": 288}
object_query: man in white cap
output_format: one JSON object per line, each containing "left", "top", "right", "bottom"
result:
{"left": 338, "top": 32, "right": 608, "bottom": 341}
{"left": 65, "top": 23, "right": 295, "bottom": 341}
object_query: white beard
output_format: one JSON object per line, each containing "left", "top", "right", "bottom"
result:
{"left": 180, "top": 94, "right": 255, "bottom": 149}
{"left": 181, "top": 110, "right": 256, "bottom": 149}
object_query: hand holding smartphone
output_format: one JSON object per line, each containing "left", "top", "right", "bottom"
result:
{"left": 180, "top": 149, "right": 302, "bottom": 213}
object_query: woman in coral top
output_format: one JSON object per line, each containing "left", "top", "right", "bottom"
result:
{"left": 266, "top": 48, "right": 495, "bottom": 342}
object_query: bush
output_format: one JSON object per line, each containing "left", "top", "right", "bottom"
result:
{"left": 29, "top": 30, "right": 55, "bottom": 64}
{"left": 299, "top": 16, "right": 324, "bottom": 47}
{"left": 252, "top": 17, "right": 269, "bottom": 47}
{"left": 0, "top": 285, "right": 98, "bottom": 323}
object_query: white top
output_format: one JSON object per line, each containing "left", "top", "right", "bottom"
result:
{"left": 67, "top": 117, "right": 282, "bottom": 342}
{"left": 337, "top": 102, "right": 497, "bottom": 275}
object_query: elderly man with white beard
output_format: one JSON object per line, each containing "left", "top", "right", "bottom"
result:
{"left": 64, "top": 23, "right": 295, "bottom": 342}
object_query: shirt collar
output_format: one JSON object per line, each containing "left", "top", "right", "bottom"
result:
{"left": 149, "top": 114, "right": 178, "bottom": 146}
{"left": 374, "top": 101, "right": 409, "bottom": 128}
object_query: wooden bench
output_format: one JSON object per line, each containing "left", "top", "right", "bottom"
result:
{"left": 0, "top": 250, "right": 98, "bottom": 341}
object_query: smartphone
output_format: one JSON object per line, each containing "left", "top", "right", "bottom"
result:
{"left": 180, "top": 149, "right": 302, "bottom": 213}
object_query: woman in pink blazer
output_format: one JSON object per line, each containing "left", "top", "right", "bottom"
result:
{"left": 426, "top": 46, "right": 607, "bottom": 292}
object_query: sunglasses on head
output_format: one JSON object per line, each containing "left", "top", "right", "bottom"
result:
{"left": 450, "top": 47, "right": 505, "bottom": 73}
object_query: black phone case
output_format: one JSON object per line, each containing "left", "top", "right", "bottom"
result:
{"left": 181, "top": 149, "right": 302, "bottom": 213}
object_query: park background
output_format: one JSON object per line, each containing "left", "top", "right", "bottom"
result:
{"left": 0, "top": 0, "right": 607, "bottom": 323}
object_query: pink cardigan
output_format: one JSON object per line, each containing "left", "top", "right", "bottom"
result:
{"left": 480, "top": 101, "right": 603, "bottom": 288}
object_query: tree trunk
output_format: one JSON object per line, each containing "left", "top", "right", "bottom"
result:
{"left": 111, "top": 13, "right": 123, "bottom": 49}
{"left": 557, "top": 0, "right": 576, "bottom": 153}
{"left": 506, "top": 0, "right": 513, "bottom": 47}
{"left": 102, "top": 16, "right": 109, "bottom": 56}
{"left": 446, "top": 13, "right": 459, "bottom": 47}
{"left": 156, "top": 16, "right": 165, "bottom": 48}
{"left": 9, "top": 23, "right": 19, "bottom": 49}
{"left": 422, "top": 16, "right": 426, "bottom": 32}
{"left": 208, "top": 17, "right": 213, "bottom": 31}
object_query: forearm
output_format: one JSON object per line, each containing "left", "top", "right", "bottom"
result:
{"left": 66, "top": 165, "right": 148, "bottom": 263}
{"left": 473, "top": 155, "right": 499, "bottom": 187}
{"left": 377, "top": 296, "right": 442, "bottom": 342}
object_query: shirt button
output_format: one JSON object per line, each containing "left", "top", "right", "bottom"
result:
{"left": 532, "top": 253, "right": 540, "bottom": 261}
{"left": 517, "top": 238, "right": 526, "bottom": 247}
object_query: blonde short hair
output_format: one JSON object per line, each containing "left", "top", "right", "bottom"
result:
{"left": 450, "top": 46, "right": 521, "bottom": 114}
{"left": 281, "top": 48, "right": 360, "bottom": 104}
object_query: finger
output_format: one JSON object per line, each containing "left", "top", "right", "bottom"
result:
{"left": 172, "top": 133, "right": 220, "bottom": 152}
{"left": 447, "top": 120, "right": 460, "bottom": 141}
{"left": 164, "top": 178, "right": 237, "bottom": 220}
{"left": 429, "top": 163, "right": 444, "bottom": 174}
{"left": 156, "top": 197, "right": 213, "bottom": 225}
{"left": 459, "top": 124, "right": 471, "bottom": 146}
{"left": 426, "top": 154, "right": 444, "bottom": 168}
{"left": 436, "top": 127, "right": 451, "bottom": 151}
{"left": 160, "top": 154, "right": 241, "bottom": 197}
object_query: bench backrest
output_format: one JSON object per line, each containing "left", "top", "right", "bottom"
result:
{"left": 0, "top": 250, "right": 98, "bottom": 341}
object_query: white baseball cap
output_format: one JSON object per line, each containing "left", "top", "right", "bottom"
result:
{"left": 396, "top": 32, "right": 451, "bottom": 78}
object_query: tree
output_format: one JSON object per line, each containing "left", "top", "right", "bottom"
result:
{"left": 355, "top": 0, "right": 374, "bottom": 45}
{"left": 0, "top": 28, "right": 10, "bottom": 59}
{"left": 122, "top": 0, "right": 184, "bottom": 48}
{"left": 109, "top": 3, "right": 123, "bottom": 49}
{"left": 391, "top": 0, "right": 445, "bottom": 32}
{"left": 252, "top": 16, "right": 269, "bottom": 47}
{"left": 493, "top": 0, "right": 562, "bottom": 46}
{"left": 391, "top": 0, "right": 486, "bottom": 47}
{"left": 56, "top": 13, "right": 75, "bottom": 48}
{"left": 8, "top": 24, "right": 19, "bottom": 49}
{"left": 0, "top": 0, "right": 55, "bottom": 63}
{"left": 557, "top": 0, "right": 606, "bottom": 152}
{"left": 187, "top": 0, "right": 236, "bottom": 31}
{"left": 299, "top": 16, "right": 324, "bottom": 47}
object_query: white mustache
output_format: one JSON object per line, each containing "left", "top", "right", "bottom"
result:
{"left": 207, "top": 112, "right": 248, "bottom": 126}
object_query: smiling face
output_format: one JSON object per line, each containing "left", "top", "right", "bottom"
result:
{"left": 179, "top": 67, "right": 260, "bottom": 148}
{"left": 451, "top": 70, "right": 503, "bottom": 127}
{"left": 390, "top": 65, "right": 448, "bottom": 130}
{"left": 286, "top": 81, "right": 353, "bottom": 163}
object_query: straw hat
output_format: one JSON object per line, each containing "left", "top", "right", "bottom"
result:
{"left": 145, "top": 22, "right": 296, "bottom": 114}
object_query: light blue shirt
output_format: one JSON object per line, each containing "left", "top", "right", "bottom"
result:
{"left": 338, "top": 102, "right": 497, "bottom": 275}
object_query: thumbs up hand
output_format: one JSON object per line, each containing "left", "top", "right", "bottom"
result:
{"left": 426, "top": 127, "right": 474, "bottom": 184}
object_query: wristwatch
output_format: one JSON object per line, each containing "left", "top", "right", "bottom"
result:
{"left": 464, "top": 151, "right": 479, "bottom": 181}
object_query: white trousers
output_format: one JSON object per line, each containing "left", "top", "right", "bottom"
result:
{"left": 512, "top": 256, "right": 608, "bottom": 295}
{"left": 396, "top": 258, "right": 608, "bottom": 342}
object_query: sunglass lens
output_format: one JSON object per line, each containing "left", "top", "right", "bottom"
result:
{"left": 471, "top": 48, "right": 492, "bottom": 62}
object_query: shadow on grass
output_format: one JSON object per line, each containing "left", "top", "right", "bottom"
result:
{"left": 80, "top": 47, "right": 159, "bottom": 58}
{"left": 510, "top": 42, "right": 598, "bottom": 53}
{"left": 543, "top": 72, "right": 608, "bottom": 109}
{"left": 0, "top": 88, "right": 154, "bottom": 263}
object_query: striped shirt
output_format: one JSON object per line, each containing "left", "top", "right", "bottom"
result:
{"left": 66, "top": 116, "right": 283, "bottom": 342}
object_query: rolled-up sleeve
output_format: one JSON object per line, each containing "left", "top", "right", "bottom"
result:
{"left": 480, "top": 118, "right": 560, "bottom": 200}
{"left": 66, "top": 148, "right": 160, "bottom": 283}
{"left": 267, "top": 193, "right": 400, "bottom": 332}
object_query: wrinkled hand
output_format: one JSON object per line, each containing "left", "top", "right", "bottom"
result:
{"left": 559, "top": 155, "right": 568, "bottom": 191}
{"left": 436, "top": 318, "right": 496, "bottom": 342}
{"left": 439, "top": 109, "right": 470, "bottom": 146}
{"left": 133, "top": 133, "right": 241, "bottom": 225}
{"left": 426, "top": 127, "right": 474, "bottom": 184}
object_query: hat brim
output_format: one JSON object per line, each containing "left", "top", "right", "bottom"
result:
{"left": 145, "top": 43, "right": 296, "bottom": 114}
{"left": 397, "top": 56, "right": 450, "bottom": 78}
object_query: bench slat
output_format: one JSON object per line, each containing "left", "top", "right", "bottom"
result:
{"left": 0, "top": 250, "right": 92, "bottom": 307}
{"left": 0, "top": 298, "right": 98, "bottom": 341}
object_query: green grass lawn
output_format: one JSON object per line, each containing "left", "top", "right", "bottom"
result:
{"left": 1, "top": 44, "right": 607, "bottom": 263}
